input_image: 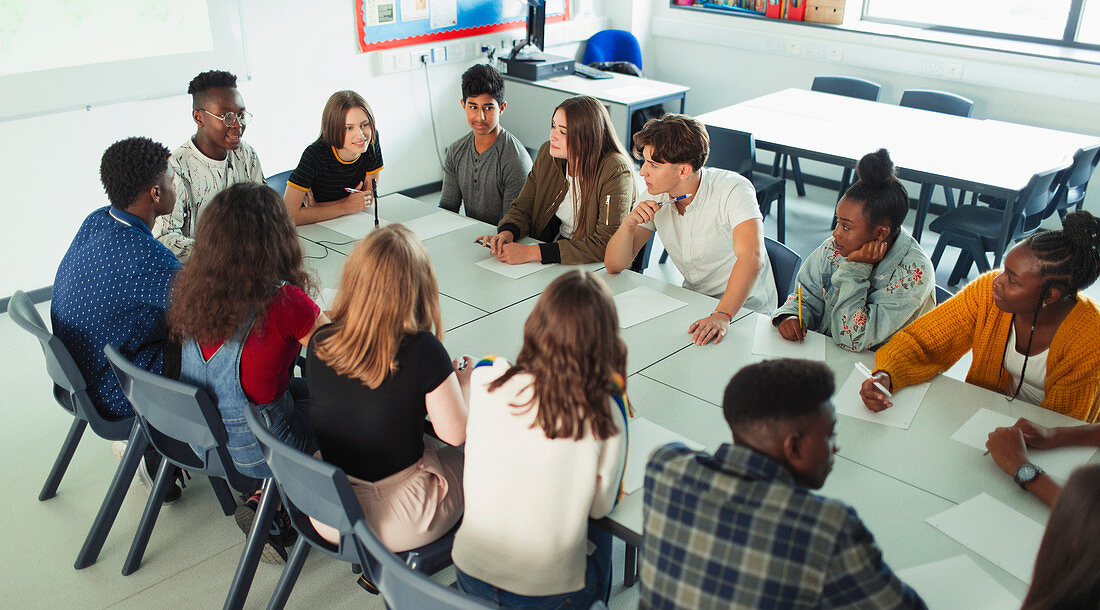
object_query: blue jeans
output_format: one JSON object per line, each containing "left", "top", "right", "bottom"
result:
{"left": 456, "top": 525, "right": 612, "bottom": 608}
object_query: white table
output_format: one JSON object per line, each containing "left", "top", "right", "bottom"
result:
{"left": 698, "top": 88, "right": 1100, "bottom": 266}
{"left": 501, "top": 72, "right": 689, "bottom": 151}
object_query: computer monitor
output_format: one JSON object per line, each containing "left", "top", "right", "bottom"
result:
{"left": 509, "top": 0, "right": 546, "bottom": 60}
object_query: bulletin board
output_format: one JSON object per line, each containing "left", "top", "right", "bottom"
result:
{"left": 356, "top": 0, "right": 570, "bottom": 52}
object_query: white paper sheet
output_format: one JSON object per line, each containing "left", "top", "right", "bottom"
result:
{"left": 429, "top": 0, "right": 457, "bottom": 28}
{"left": 613, "top": 287, "right": 688, "bottom": 329}
{"left": 622, "top": 418, "right": 703, "bottom": 494}
{"left": 317, "top": 288, "right": 338, "bottom": 311}
{"left": 751, "top": 313, "right": 826, "bottom": 360}
{"left": 400, "top": 0, "right": 428, "bottom": 21}
{"left": 833, "top": 369, "right": 929, "bottom": 430}
{"left": 363, "top": 0, "right": 396, "bottom": 25}
{"left": 474, "top": 255, "right": 545, "bottom": 279}
{"left": 318, "top": 212, "right": 386, "bottom": 240}
{"left": 400, "top": 211, "right": 476, "bottom": 242}
{"left": 951, "top": 408, "right": 1099, "bottom": 480}
{"left": 925, "top": 493, "right": 1044, "bottom": 583}
{"left": 896, "top": 555, "right": 1020, "bottom": 610}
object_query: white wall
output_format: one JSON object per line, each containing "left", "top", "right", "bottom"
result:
{"left": 0, "top": 0, "right": 603, "bottom": 298}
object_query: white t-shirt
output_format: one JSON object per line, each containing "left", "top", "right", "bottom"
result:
{"left": 555, "top": 174, "right": 579, "bottom": 239}
{"left": 639, "top": 167, "right": 776, "bottom": 313}
{"left": 1004, "top": 324, "right": 1048, "bottom": 405}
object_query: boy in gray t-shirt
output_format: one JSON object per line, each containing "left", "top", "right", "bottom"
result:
{"left": 439, "top": 64, "right": 532, "bottom": 225}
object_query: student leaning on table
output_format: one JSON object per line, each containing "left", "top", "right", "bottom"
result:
{"left": 861, "top": 211, "right": 1100, "bottom": 422}
{"left": 604, "top": 114, "right": 775, "bottom": 346}
{"left": 772, "top": 149, "right": 935, "bottom": 351}
{"left": 474, "top": 95, "right": 636, "bottom": 265}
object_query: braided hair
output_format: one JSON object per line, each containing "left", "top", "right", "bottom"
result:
{"left": 843, "top": 149, "right": 910, "bottom": 241}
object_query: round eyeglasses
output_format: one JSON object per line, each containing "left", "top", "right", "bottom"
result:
{"left": 201, "top": 109, "right": 253, "bottom": 127}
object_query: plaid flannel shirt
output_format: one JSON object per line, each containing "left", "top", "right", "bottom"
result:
{"left": 641, "top": 443, "right": 926, "bottom": 609}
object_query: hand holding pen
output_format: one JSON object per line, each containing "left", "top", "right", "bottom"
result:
{"left": 857, "top": 363, "right": 894, "bottom": 412}
{"left": 342, "top": 181, "right": 370, "bottom": 214}
{"left": 623, "top": 194, "right": 691, "bottom": 229}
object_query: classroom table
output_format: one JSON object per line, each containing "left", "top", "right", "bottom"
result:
{"left": 296, "top": 204, "right": 1087, "bottom": 606}
{"left": 697, "top": 88, "right": 1100, "bottom": 267}
{"left": 501, "top": 71, "right": 689, "bottom": 150}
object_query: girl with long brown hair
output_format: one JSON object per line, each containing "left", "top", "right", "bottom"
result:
{"left": 452, "top": 270, "right": 628, "bottom": 607}
{"left": 476, "top": 95, "right": 637, "bottom": 265}
{"left": 171, "top": 182, "right": 327, "bottom": 562}
{"left": 305, "top": 224, "right": 469, "bottom": 558}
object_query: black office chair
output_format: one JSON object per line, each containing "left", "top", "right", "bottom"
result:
{"left": 103, "top": 345, "right": 272, "bottom": 585}
{"left": 1052, "top": 144, "right": 1100, "bottom": 219}
{"left": 708, "top": 126, "right": 788, "bottom": 243}
{"left": 773, "top": 76, "right": 882, "bottom": 198}
{"left": 243, "top": 404, "right": 460, "bottom": 609}
{"left": 899, "top": 89, "right": 975, "bottom": 210}
{"left": 929, "top": 166, "right": 1062, "bottom": 285}
{"left": 765, "top": 237, "right": 803, "bottom": 307}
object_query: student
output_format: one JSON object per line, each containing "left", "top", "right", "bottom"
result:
{"left": 439, "top": 63, "right": 532, "bottom": 225}
{"left": 453, "top": 270, "right": 627, "bottom": 607}
{"left": 772, "top": 149, "right": 934, "bottom": 351}
{"left": 475, "top": 95, "right": 635, "bottom": 265}
{"left": 605, "top": 114, "right": 776, "bottom": 345}
{"left": 153, "top": 70, "right": 266, "bottom": 259}
{"left": 641, "top": 359, "right": 925, "bottom": 609}
{"left": 169, "top": 183, "right": 326, "bottom": 562}
{"left": 283, "top": 90, "right": 383, "bottom": 225}
{"left": 1020, "top": 463, "right": 1100, "bottom": 610}
{"left": 52, "top": 137, "right": 185, "bottom": 501}
{"left": 862, "top": 211, "right": 1100, "bottom": 422}
{"left": 305, "top": 225, "right": 467, "bottom": 559}
{"left": 986, "top": 419, "right": 1100, "bottom": 507}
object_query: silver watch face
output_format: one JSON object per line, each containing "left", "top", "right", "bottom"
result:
{"left": 1015, "top": 463, "right": 1041, "bottom": 486}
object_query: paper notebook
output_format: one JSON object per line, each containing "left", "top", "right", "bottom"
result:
{"left": 475, "top": 255, "right": 545, "bottom": 279}
{"left": 896, "top": 555, "right": 1019, "bottom": 610}
{"left": 951, "top": 408, "right": 1098, "bottom": 480}
{"left": 613, "top": 287, "right": 688, "bottom": 329}
{"left": 751, "top": 313, "right": 826, "bottom": 360}
{"left": 318, "top": 212, "right": 386, "bottom": 240}
{"left": 622, "top": 418, "right": 703, "bottom": 494}
{"left": 925, "top": 493, "right": 1044, "bottom": 583}
{"left": 833, "top": 368, "right": 929, "bottom": 430}
{"left": 401, "top": 212, "right": 476, "bottom": 242}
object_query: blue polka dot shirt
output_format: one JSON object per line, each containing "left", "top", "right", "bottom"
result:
{"left": 51, "top": 206, "right": 181, "bottom": 418}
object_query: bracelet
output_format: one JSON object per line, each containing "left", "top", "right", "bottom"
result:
{"left": 711, "top": 310, "right": 733, "bottom": 321}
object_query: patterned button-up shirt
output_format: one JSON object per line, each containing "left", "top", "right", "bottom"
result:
{"left": 52, "top": 206, "right": 181, "bottom": 417}
{"left": 641, "top": 443, "right": 925, "bottom": 609}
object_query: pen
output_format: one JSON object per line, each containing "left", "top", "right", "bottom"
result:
{"left": 657, "top": 193, "right": 692, "bottom": 208}
{"left": 855, "top": 362, "right": 893, "bottom": 399}
{"left": 797, "top": 282, "right": 803, "bottom": 330}
{"left": 344, "top": 187, "right": 361, "bottom": 193}
{"left": 457, "top": 358, "right": 468, "bottom": 372}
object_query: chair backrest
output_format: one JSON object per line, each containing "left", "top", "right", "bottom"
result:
{"left": 934, "top": 285, "right": 952, "bottom": 305}
{"left": 706, "top": 126, "right": 756, "bottom": 179}
{"left": 811, "top": 76, "right": 881, "bottom": 101}
{"left": 104, "top": 344, "right": 253, "bottom": 491}
{"left": 1060, "top": 144, "right": 1100, "bottom": 208}
{"left": 765, "top": 237, "right": 802, "bottom": 307}
{"left": 265, "top": 170, "right": 293, "bottom": 198}
{"left": 899, "top": 89, "right": 974, "bottom": 118}
{"left": 1015, "top": 166, "right": 1065, "bottom": 237}
{"left": 582, "top": 29, "right": 642, "bottom": 69}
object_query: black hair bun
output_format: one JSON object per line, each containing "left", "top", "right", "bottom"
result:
{"left": 856, "top": 148, "right": 897, "bottom": 188}
{"left": 1062, "top": 210, "right": 1100, "bottom": 253}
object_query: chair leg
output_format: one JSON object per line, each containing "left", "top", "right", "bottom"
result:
{"left": 971, "top": 246, "right": 992, "bottom": 274}
{"left": 624, "top": 542, "right": 638, "bottom": 588}
{"left": 948, "top": 252, "right": 973, "bottom": 286}
{"left": 122, "top": 456, "right": 174, "bottom": 575}
{"left": 930, "top": 238, "right": 949, "bottom": 268}
{"left": 74, "top": 424, "right": 146, "bottom": 569}
{"left": 777, "top": 188, "right": 786, "bottom": 244}
{"left": 224, "top": 479, "right": 279, "bottom": 610}
{"left": 39, "top": 418, "right": 87, "bottom": 501}
{"left": 942, "top": 185, "right": 956, "bottom": 210}
{"left": 771, "top": 153, "right": 784, "bottom": 178}
{"left": 658, "top": 249, "right": 669, "bottom": 264}
{"left": 789, "top": 157, "right": 806, "bottom": 197}
{"left": 210, "top": 478, "right": 238, "bottom": 516}
{"left": 267, "top": 537, "right": 311, "bottom": 610}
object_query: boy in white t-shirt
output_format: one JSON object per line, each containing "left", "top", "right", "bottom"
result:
{"left": 605, "top": 114, "right": 775, "bottom": 345}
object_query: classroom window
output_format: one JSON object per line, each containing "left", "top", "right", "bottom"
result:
{"left": 1078, "top": 0, "right": 1100, "bottom": 45}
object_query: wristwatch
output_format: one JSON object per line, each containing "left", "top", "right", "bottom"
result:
{"left": 1013, "top": 463, "right": 1044, "bottom": 489}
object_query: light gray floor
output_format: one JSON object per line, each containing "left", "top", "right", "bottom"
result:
{"left": 4, "top": 180, "right": 1087, "bottom": 608}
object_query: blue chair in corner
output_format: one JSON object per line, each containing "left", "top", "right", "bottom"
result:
{"left": 582, "top": 30, "right": 642, "bottom": 69}
{"left": 765, "top": 237, "right": 802, "bottom": 308}
{"left": 243, "top": 404, "right": 462, "bottom": 609}
{"left": 774, "top": 76, "right": 881, "bottom": 199}
{"left": 899, "top": 89, "right": 975, "bottom": 210}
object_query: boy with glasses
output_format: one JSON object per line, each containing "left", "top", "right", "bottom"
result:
{"left": 153, "top": 70, "right": 265, "bottom": 258}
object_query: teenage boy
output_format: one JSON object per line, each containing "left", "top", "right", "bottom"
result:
{"left": 605, "top": 114, "right": 776, "bottom": 346}
{"left": 153, "top": 70, "right": 265, "bottom": 258}
{"left": 640, "top": 359, "right": 925, "bottom": 609}
{"left": 439, "top": 63, "right": 532, "bottom": 225}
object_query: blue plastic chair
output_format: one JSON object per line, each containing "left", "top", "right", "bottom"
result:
{"left": 243, "top": 404, "right": 461, "bottom": 609}
{"left": 899, "top": 89, "right": 975, "bottom": 210}
{"left": 266, "top": 170, "right": 293, "bottom": 198}
{"left": 929, "top": 166, "right": 1062, "bottom": 285}
{"left": 582, "top": 30, "right": 642, "bottom": 69}
{"left": 104, "top": 344, "right": 271, "bottom": 584}
{"left": 1052, "top": 144, "right": 1100, "bottom": 219}
{"left": 774, "top": 76, "right": 882, "bottom": 199}
{"left": 765, "top": 237, "right": 803, "bottom": 307}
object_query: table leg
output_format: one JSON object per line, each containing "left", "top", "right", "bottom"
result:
{"left": 678, "top": 95, "right": 685, "bottom": 114}
{"left": 992, "top": 192, "right": 1018, "bottom": 268}
{"left": 912, "top": 183, "right": 934, "bottom": 242}
{"left": 625, "top": 542, "right": 638, "bottom": 588}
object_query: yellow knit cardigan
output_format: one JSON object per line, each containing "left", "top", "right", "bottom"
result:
{"left": 875, "top": 272, "right": 1100, "bottom": 423}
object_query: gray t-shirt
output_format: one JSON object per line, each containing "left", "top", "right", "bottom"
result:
{"left": 439, "top": 128, "right": 532, "bottom": 225}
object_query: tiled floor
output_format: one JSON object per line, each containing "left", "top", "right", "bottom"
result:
{"left": 5, "top": 181, "right": 1089, "bottom": 608}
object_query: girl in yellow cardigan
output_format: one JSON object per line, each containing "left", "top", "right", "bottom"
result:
{"left": 860, "top": 211, "right": 1100, "bottom": 423}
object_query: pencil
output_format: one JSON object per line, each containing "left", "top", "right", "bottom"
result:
{"left": 797, "top": 282, "right": 803, "bottom": 330}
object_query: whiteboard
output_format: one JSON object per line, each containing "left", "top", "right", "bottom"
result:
{"left": 0, "top": 0, "right": 247, "bottom": 121}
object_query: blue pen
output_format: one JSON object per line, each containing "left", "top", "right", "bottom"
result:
{"left": 657, "top": 193, "right": 692, "bottom": 208}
